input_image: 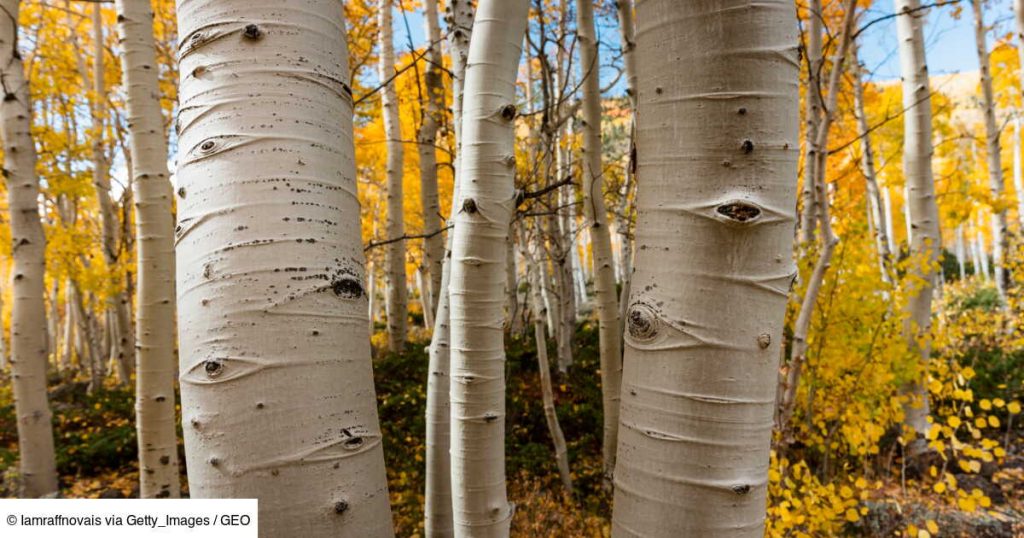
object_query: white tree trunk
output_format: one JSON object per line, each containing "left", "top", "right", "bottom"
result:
{"left": 425, "top": 3, "right": 474, "bottom": 536}
{"left": 972, "top": 0, "right": 1009, "bottom": 299}
{"left": 799, "top": 0, "right": 823, "bottom": 245}
{"left": 89, "top": 4, "right": 134, "bottom": 386}
{"left": 175, "top": 2, "right": 394, "bottom": 534}
{"left": 419, "top": 0, "right": 445, "bottom": 317}
{"left": 777, "top": 0, "right": 857, "bottom": 438}
{"left": 447, "top": 1, "right": 528, "bottom": 535}
{"left": 897, "top": 0, "right": 942, "bottom": 449}
{"left": 0, "top": 0, "right": 59, "bottom": 497}
{"left": 611, "top": 1, "right": 799, "bottom": 535}
{"left": 379, "top": 2, "right": 408, "bottom": 352}
{"left": 577, "top": 0, "right": 623, "bottom": 480}
{"left": 955, "top": 225, "right": 966, "bottom": 279}
{"left": 1014, "top": 116, "right": 1024, "bottom": 226}
{"left": 0, "top": 285, "right": 7, "bottom": 370}
{"left": 852, "top": 47, "right": 893, "bottom": 282}
{"left": 116, "top": 0, "right": 182, "bottom": 498}
{"left": 976, "top": 216, "right": 992, "bottom": 280}
{"left": 883, "top": 185, "right": 896, "bottom": 254}
{"left": 522, "top": 226, "right": 572, "bottom": 492}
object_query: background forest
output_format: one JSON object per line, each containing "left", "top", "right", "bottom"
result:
{"left": 0, "top": 0, "right": 1023, "bottom": 537}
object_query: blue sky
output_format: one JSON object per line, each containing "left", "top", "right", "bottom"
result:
{"left": 389, "top": 1, "right": 1016, "bottom": 90}
{"left": 859, "top": 0, "right": 1015, "bottom": 80}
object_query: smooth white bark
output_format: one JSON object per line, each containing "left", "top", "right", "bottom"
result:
{"left": 419, "top": 0, "right": 445, "bottom": 317}
{"left": 175, "top": 2, "right": 394, "bottom": 534}
{"left": 576, "top": 0, "right": 622, "bottom": 479}
{"left": 115, "top": 0, "right": 182, "bottom": 498}
{"left": 611, "top": 1, "right": 799, "bottom": 535}
{"left": 852, "top": 49, "right": 893, "bottom": 282}
{"left": 0, "top": 0, "right": 59, "bottom": 497}
{"left": 379, "top": 2, "right": 408, "bottom": 352}
{"left": 897, "top": 0, "right": 942, "bottom": 447}
{"left": 799, "top": 0, "right": 823, "bottom": 245}
{"left": 424, "top": 3, "right": 474, "bottom": 536}
{"left": 972, "top": 0, "right": 1009, "bottom": 299}
{"left": 447, "top": 1, "right": 528, "bottom": 535}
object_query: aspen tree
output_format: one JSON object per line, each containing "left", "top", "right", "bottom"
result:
{"left": 971, "top": 0, "right": 1008, "bottom": 299}
{"left": 447, "top": 1, "right": 529, "bottom": 535}
{"left": 1014, "top": 117, "right": 1024, "bottom": 226}
{"left": 522, "top": 225, "right": 572, "bottom": 492}
{"left": 612, "top": 1, "right": 798, "bottom": 535}
{"left": 577, "top": 0, "right": 622, "bottom": 477}
{"left": 175, "top": 1, "right": 393, "bottom": 534}
{"left": 379, "top": 1, "right": 408, "bottom": 352}
{"left": 115, "top": 0, "right": 181, "bottom": 499}
{"left": 852, "top": 45, "right": 893, "bottom": 282}
{"left": 418, "top": 0, "right": 444, "bottom": 316}
{"left": 87, "top": 4, "right": 134, "bottom": 383}
{"left": 0, "top": 0, "right": 59, "bottom": 497}
{"left": 897, "top": 0, "right": 943, "bottom": 450}
{"left": 799, "top": 0, "right": 823, "bottom": 245}
{"left": 425, "top": 2, "right": 474, "bottom": 536}
{"left": 778, "top": 0, "right": 857, "bottom": 437}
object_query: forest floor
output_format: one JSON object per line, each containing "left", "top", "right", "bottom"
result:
{"left": 1, "top": 323, "right": 1022, "bottom": 537}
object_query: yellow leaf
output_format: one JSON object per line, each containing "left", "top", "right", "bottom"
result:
{"left": 1008, "top": 401, "right": 1021, "bottom": 414}
{"left": 988, "top": 416, "right": 1000, "bottom": 428}
{"left": 979, "top": 399, "right": 992, "bottom": 410}
{"left": 933, "top": 482, "right": 946, "bottom": 493}
{"left": 845, "top": 508, "right": 859, "bottom": 522}
{"left": 961, "top": 366, "right": 976, "bottom": 380}
{"left": 926, "top": 520, "right": 939, "bottom": 534}
{"left": 947, "top": 416, "right": 962, "bottom": 428}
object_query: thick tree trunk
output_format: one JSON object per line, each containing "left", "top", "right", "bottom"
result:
{"left": 115, "top": 0, "right": 181, "bottom": 499}
{"left": 447, "top": 1, "right": 528, "bottom": 535}
{"left": 577, "top": 0, "right": 622, "bottom": 480}
{"left": 175, "top": 2, "right": 394, "bottom": 534}
{"left": 419, "top": 0, "right": 445, "bottom": 318}
{"left": 380, "top": 2, "right": 408, "bottom": 352}
{"left": 611, "top": 1, "right": 799, "bottom": 535}
{"left": 897, "top": 0, "right": 942, "bottom": 451}
{"left": 0, "top": 0, "right": 59, "bottom": 497}
{"left": 799, "top": 0, "right": 823, "bottom": 245}
{"left": 424, "top": 3, "right": 473, "bottom": 536}
{"left": 972, "top": 0, "right": 1009, "bottom": 300}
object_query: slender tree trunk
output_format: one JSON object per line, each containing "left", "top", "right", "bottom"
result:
{"left": 419, "top": 0, "right": 445, "bottom": 317}
{"left": 976, "top": 221, "right": 992, "bottom": 280}
{"left": 424, "top": 3, "right": 474, "bottom": 536}
{"left": 799, "top": 0, "right": 823, "bottom": 245}
{"left": 522, "top": 226, "right": 572, "bottom": 492}
{"left": 505, "top": 230, "right": 523, "bottom": 335}
{"left": 615, "top": 0, "right": 637, "bottom": 109}
{"left": 897, "top": 0, "right": 943, "bottom": 452}
{"left": 851, "top": 48, "right": 892, "bottom": 282}
{"left": 175, "top": 2, "right": 394, "bottom": 534}
{"left": 115, "top": 0, "right": 181, "bottom": 498}
{"left": 956, "top": 225, "right": 966, "bottom": 280}
{"left": 0, "top": 0, "right": 59, "bottom": 497}
{"left": 448, "top": 1, "right": 528, "bottom": 535}
{"left": 777, "top": 0, "right": 857, "bottom": 439}
{"left": 380, "top": 2, "right": 408, "bottom": 352}
{"left": 1014, "top": 116, "right": 1024, "bottom": 226}
{"left": 88, "top": 4, "right": 134, "bottom": 386}
{"left": 612, "top": 2, "right": 799, "bottom": 535}
{"left": 577, "top": 0, "right": 623, "bottom": 480}
{"left": 0, "top": 285, "right": 7, "bottom": 370}
{"left": 972, "top": 0, "right": 1009, "bottom": 300}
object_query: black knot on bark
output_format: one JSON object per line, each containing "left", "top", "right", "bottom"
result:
{"left": 199, "top": 139, "right": 217, "bottom": 153}
{"left": 757, "top": 333, "right": 771, "bottom": 349}
{"left": 331, "top": 277, "right": 363, "bottom": 299}
{"left": 741, "top": 139, "right": 754, "bottom": 154}
{"left": 732, "top": 484, "right": 751, "bottom": 495}
{"left": 500, "top": 103, "right": 517, "bottom": 121}
{"left": 334, "top": 501, "right": 349, "bottom": 515}
{"left": 716, "top": 202, "right": 761, "bottom": 223}
{"left": 343, "top": 436, "right": 364, "bottom": 450}
{"left": 626, "top": 303, "right": 659, "bottom": 341}
{"left": 177, "top": 187, "right": 186, "bottom": 198}
{"left": 462, "top": 198, "right": 478, "bottom": 214}
{"left": 204, "top": 360, "right": 224, "bottom": 378}
{"left": 242, "top": 24, "right": 262, "bottom": 40}
{"left": 738, "top": 107, "right": 748, "bottom": 115}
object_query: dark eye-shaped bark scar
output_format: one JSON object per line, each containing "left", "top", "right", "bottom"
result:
{"left": 499, "top": 103, "right": 517, "bottom": 121}
{"left": 716, "top": 201, "right": 762, "bottom": 223}
{"left": 331, "top": 276, "right": 363, "bottom": 299}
